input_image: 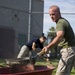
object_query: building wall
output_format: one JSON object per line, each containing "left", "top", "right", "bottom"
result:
{"left": 0, "top": 0, "right": 29, "bottom": 58}
{"left": 31, "top": 0, "right": 44, "bottom": 39}
{"left": 0, "top": 0, "right": 29, "bottom": 33}
{"left": 0, "top": 0, "right": 44, "bottom": 58}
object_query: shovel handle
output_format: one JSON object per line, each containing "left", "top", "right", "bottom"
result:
{"left": 38, "top": 50, "right": 49, "bottom": 61}
{"left": 38, "top": 49, "right": 45, "bottom": 55}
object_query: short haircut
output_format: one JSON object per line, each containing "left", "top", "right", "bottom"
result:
{"left": 49, "top": 5, "right": 60, "bottom": 12}
{"left": 41, "top": 33, "right": 46, "bottom": 39}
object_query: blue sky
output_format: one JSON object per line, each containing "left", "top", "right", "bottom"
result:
{"left": 43, "top": 0, "right": 75, "bottom": 34}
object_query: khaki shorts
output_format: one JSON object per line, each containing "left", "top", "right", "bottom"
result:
{"left": 56, "top": 47, "right": 75, "bottom": 75}
{"left": 17, "top": 45, "right": 31, "bottom": 58}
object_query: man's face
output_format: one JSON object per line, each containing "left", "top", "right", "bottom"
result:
{"left": 49, "top": 8, "right": 59, "bottom": 22}
{"left": 41, "top": 38, "right": 46, "bottom": 43}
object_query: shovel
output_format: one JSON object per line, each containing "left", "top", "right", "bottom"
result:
{"left": 32, "top": 49, "right": 45, "bottom": 59}
{"left": 32, "top": 50, "right": 49, "bottom": 61}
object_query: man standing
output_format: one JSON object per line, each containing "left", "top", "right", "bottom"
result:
{"left": 43, "top": 5, "right": 75, "bottom": 75}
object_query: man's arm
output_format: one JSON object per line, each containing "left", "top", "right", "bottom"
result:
{"left": 43, "top": 31, "right": 64, "bottom": 52}
{"left": 32, "top": 42, "right": 36, "bottom": 50}
{"left": 32, "top": 42, "right": 39, "bottom": 53}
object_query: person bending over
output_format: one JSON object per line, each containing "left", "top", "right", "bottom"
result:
{"left": 17, "top": 35, "right": 46, "bottom": 64}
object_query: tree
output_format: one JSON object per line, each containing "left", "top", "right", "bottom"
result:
{"left": 48, "top": 26, "right": 56, "bottom": 39}
{"left": 47, "top": 26, "right": 58, "bottom": 58}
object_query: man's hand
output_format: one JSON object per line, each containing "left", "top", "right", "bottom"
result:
{"left": 42, "top": 46, "right": 49, "bottom": 54}
{"left": 38, "top": 49, "right": 45, "bottom": 55}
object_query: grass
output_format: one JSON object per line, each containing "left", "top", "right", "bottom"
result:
{"left": 0, "top": 59, "right": 7, "bottom": 67}
{"left": 35, "top": 58, "right": 75, "bottom": 75}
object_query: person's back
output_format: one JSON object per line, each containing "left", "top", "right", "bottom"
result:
{"left": 26, "top": 38, "right": 44, "bottom": 50}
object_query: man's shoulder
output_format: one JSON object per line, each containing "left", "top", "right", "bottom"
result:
{"left": 59, "top": 18, "right": 69, "bottom": 24}
{"left": 32, "top": 38, "right": 39, "bottom": 42}
{"left": 57, "top": 18, "right": 69, "bottom": 27}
